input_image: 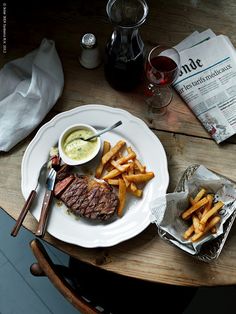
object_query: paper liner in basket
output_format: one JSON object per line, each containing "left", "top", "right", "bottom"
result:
{"left": 150, "top": 165, "right": 236, "bottom": 261}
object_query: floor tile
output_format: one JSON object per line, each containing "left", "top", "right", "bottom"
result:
{"left": 0, "top": 209, "right": 79, "bottom": 314}
{"left": 0, "top": 262, "right": 52, "bottom": 314}
{"left": 0, "top": 249, "right": 7, "bottom": 267}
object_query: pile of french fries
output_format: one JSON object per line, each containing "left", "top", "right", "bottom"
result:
{"left": 182, "top": 188, "right": 224, "bottom": 242}
{"left": 95, "top": 139, "right": 154, "bottom": 217}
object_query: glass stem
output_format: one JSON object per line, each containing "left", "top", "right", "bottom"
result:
{"left": 153, "top": 86, "right": 161, "bottom": 97}
{"left": 148, "top": 83, "right": 161, "bottom": 97}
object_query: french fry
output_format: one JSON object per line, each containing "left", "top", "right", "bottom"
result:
{"left": 110, "top": 160, "right": 126, "bottom": 172}
{"left": 193, "top": 188, "right": 206, "bottom": 203}
{"left": 202, "top": 194, "right": 214, "bottom": 217}
{"left": 95, "top": 141, "right": 111, "bottom": 178}
{"left": 117, "top": 179, "right": 126, "bottom": 217}
{"left": 103, "top": 141, "right": 111, "bottom": 153}
{"left": 102, "top": 140, "right": 126, "bottom": 165}
{"left": 129, "top": 182, "right": 143, "bottom": 197}
{"left": 189, "top": 196, "right": 195, "bottom": 206}
{"left": 127, "top": 147, "right": 145, "bottom": 173}
{"left": 189, "top": 188, "right": 206, "bottom": 206}
{"left": 191, "top": 215, "right": 221, "bottom": 242}
{"left": 104, "top": 161, "right": 115, "bottom": 172}
{"left": 111, "top": 160, "right": 134, "bottom": 174}
{"left": 116, "top": 152, "right": 136, "bottom": 165}
{"left": 127, "top": 146, "right": 135, "bottom": 155}
{"left": 181, "top": 197, "right": 208, "bottom": 220}
{"left": 128, "top": 187, "right": 143, "bottom": 197}
{"left": 196, "top": 209, "right": 202, "bottom": 220}
{"left": 130, "top": 182, "right": 138, "bottom": 192}
{"left": 122, "top": 173, "right": 130, "bottom": 188}
{"left": 198, "top": 194, "right": 214, "bottom": 232}
{"left": 200, "top": 201, "right": 224, "bottom": 225}
{"left": 183, "top": 225, "right": 195, "bottom": 240}
{"left": 107, "top": 179, "right": 119, "bottom": 185}
{"left": 128, "top": 161, "right": 134, "bottom": 175}
{"left": 134, "top": 159, "right": 146, "bottom": 173}
{"left": 125, "top": 172, "right": 154, "bottom": 183}
{"left": 102, "top": 168, "right": 121, "bottom": 180}
{"left": 102, "top": 164, "right": 130, "bottom": 180}
{"left": 115, "top": 152, "right": 123, "bottom": 160}
{"left": 192, "top": 215, "right": 200, "bottom": 234}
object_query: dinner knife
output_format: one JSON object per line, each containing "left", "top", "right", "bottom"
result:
{"left": 35, "top": 168, "right": 57, "bottom": 238}
{"left": 11, "top": 161, "right": 47, "bottom": 237}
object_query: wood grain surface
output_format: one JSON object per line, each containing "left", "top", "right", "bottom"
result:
{"left": 1, "top": 0, "right": 236, "bottom": 286}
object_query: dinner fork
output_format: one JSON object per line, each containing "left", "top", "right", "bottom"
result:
{"left": 35, "top": 168, "right": 57, "bottom": 238}
{"left": 11, "top": 161, "right": 48, "bottom": 237}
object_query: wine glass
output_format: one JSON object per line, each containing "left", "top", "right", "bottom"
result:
{"left": 145, "top": 45, "right": 181, "bottom": 116}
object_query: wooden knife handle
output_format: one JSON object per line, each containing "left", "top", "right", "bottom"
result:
{"left": 11, "top": 190, "right": 37, "bottom": 237}
{"left": 35, "top": 190, "right": 53, "bottom": 238}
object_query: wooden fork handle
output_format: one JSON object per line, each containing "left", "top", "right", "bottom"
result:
{"left": 11, "top": 190, "right": 37, "bottom": 237}
{"left": 35, "top": 190, "right": 53, "bottom": 238}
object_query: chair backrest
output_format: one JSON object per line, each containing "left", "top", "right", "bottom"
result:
{"left": 30, "top": 239, "right": 99, "bottom": 313}
{"left": 30, "top": 238, "right": 197, "bottom": 314}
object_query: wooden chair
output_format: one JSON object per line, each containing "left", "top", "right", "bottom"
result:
{"left": 30, "top": 239, "right": 197, "bottom": 314}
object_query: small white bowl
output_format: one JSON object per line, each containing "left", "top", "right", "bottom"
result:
{"left": 58, "top": 123, "right": 101, "bottom": 166}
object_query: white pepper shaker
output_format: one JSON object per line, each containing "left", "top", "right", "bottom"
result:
{"left": 79, "top": 33, "right": 102, "bottom": 69}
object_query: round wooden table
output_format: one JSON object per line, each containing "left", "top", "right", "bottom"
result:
{"left": 1, "top": 0, "right": 236, "bottom": 287}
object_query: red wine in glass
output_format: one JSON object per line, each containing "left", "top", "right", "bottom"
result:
{"left": 145, "top": 45, "right": 181, "bottom": 116}
{"left": 146, "top": 55, "right": 179, "bottom": 86}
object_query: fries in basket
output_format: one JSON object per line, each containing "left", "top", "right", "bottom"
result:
{"left": 182, "top": 188, "right": 224, "bottom": 242}
{"left": 95, "top": 140, "right": 154, "bottom": 217}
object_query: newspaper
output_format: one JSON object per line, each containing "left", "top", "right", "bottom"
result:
{"left": 173, "top": 29, "right": 236, "bottom": 143}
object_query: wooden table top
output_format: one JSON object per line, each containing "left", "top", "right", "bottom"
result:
{"left": 1, "top": 0, "right": 236, "bottom": 287}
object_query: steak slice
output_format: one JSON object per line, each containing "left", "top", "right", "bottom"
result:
{"left": 57, "top": 175, "right": 118, "bottom": 221}
{"left": 56, "top": 164, "right": 73, "bottom": 182}
{"left": 54, "top": 175, "right": 75, "bottom": 197}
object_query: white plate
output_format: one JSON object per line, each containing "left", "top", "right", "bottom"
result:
{"left": 22, "top": 104, "right": 169, "bottom": 247}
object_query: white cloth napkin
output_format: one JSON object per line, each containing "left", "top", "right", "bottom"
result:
{"left": 0, "top": 38, "right": 64, "bottom": 152}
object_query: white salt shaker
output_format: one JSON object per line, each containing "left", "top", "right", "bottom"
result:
{"left": 79, "top": 33, "right": 102, "bottom": 69}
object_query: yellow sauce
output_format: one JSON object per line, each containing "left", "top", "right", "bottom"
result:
{"left": 63, "top": 129, "right": 98, "bottom": 161}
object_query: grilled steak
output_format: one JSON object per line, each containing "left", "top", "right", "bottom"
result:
{"left": 54, "top": 174, "right": 118, "bottom": 221}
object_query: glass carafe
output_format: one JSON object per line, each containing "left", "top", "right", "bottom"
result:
{"left": 104, "top": 0, "right": 148, "bottom": 91}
